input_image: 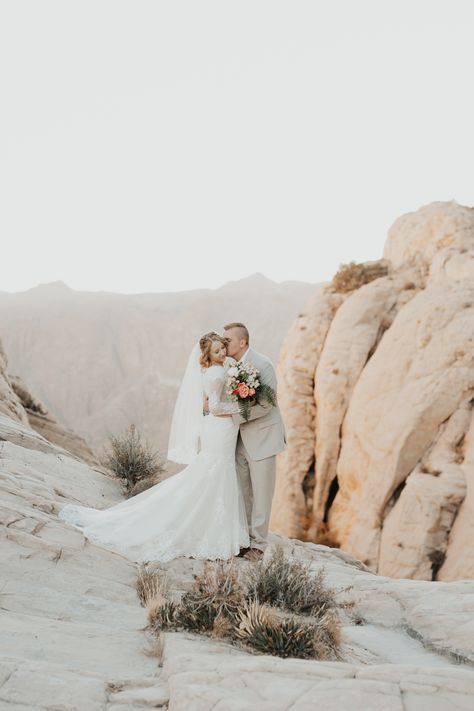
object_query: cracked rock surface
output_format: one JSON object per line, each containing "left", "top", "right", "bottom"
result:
{"left": 2, "top": 411, "right": 474, "bottom": 710}
{"left": 0, "top": 414, "right": 168, "bottom": 710}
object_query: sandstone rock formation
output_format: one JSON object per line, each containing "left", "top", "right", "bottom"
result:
{"left": 0, "top": 339, "right": 28, "bottom": 425}
{"left": 0, "top": 337, "right": 98, "bottom": 466}
{"left": 272, "top": 200, "right": 474, "bottom": 582}
{"left": 2, "top": 411, "right": 474, "bottom": 709}
{"left": 0, "top": 414, "right": 166, "bottom": 710}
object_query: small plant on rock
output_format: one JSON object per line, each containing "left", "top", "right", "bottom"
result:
{"left": 184, "top": 561, "right": 245, "bottom": 622}
{"left": 150, "top": 560, "right": 246, "bottom": 635}
{"left": 101, "top": 423, "right": 165, "bottom": 497}
{"left": 235, "top": 600, "right": 337, "bottom": 660}
{"left": 145, "top": 548, "right": 344, "bottom": 661}
{"left": 136, "top": 564, "right": 167, "bottom": 607}
{"left": 330, "top": 259, "right": 389, "bottom": 293}
{"left": 245, "top": 545, "right": 338, "bottom": 620}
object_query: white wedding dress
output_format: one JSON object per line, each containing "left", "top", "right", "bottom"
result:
{"left": 58, "top": 364, "right": 250, "bottom": 563}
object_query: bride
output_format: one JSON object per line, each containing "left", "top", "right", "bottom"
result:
{"left": 58, "top": 331, "right": 250, "bottom": 563}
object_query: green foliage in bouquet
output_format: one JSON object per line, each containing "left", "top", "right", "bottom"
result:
{"left": 238, "top": 398, "right": 253, "bottom": 421}
{"left": 227, "top": 361, "right": 278, "bottom": 421}
{"left": 238, "top": 382, "right": 277, "bottom": 421}
{"left": 239, "top": 383, "right": 277, "bottom": 422}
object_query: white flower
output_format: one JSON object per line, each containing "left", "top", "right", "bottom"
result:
{"left": 228, "top": 366, "right": 239, "bottom": 377}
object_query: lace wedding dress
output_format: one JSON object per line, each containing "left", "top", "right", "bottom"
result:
{"left": 58, "top": 364, "right": 250, "bottom": 563}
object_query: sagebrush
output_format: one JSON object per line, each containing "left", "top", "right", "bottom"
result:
{"left": 141, "top": 546, "right": 344, "bottom": 660}
{"left": 101, "top": 424, "right": 165, "bottom": 496}
{"left": 245, "top": 545, "right": 338, "bottom": 620}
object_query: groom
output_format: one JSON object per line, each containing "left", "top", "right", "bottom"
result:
{"left": 218, "top": 322, "right": 287, "bottom": 558}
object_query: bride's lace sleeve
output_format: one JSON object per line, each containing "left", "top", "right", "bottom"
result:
{"left": 208, "top": 372, "right": 240, "bottom": 415}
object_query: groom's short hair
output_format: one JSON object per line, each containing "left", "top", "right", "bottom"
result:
{"left": 224, "top": 322, "right": 249, "bottom": 345}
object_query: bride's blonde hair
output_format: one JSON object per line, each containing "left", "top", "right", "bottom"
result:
{"left": 199, "top": 331, "right": 228, "bottom": 369}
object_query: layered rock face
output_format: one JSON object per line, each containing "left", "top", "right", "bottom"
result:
{"left": 272, "top": 200, "right": 474, "bottom": 581}
{"left": 0, "top": 339, "right": 28, "bottom": 425}
{"left": 0, "top": 337, "right": 98, "bottom": 466}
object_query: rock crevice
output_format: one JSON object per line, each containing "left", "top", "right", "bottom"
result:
{"left": 272, "top": 200, "right": 474, "bottom": 581}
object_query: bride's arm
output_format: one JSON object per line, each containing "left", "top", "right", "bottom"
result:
{"left": 208, "top": 375, "right": 240, "bottom": 417}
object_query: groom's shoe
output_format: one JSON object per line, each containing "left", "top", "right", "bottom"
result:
{"left": 244, "top": 548, "right": 264, "bottom": 561}
{"left": 237, "top": 547, "right": 251, "bottom": 557}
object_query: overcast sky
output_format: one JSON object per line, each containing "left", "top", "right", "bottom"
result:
{"left": 1, "top": 1, "right": 473, "bottom": 294}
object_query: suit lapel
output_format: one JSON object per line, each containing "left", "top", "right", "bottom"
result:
{"left": 244, "top": 347, "right": 257, "bottom": 367}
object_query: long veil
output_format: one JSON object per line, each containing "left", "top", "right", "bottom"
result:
{"left": 167, "top": 341, "right": 204, "bottom": 464}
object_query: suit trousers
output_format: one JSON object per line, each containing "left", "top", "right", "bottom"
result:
{"left": 235, "top": 430, "right": 276, "bottom": 551}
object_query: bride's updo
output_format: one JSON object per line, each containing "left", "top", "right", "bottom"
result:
{"left": 199, "top": 331, "right": 228, "bottom": 369}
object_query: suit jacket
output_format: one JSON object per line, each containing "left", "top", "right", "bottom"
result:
{"left": 230, "top": 347, "right": 287, "bottom": 461}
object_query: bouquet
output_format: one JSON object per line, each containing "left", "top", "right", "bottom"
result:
{"left": 226, "top": 360, "right": 277, "bottom": 421}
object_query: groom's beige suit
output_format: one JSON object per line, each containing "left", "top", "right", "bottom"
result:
{"left": 230, "top": 346, "right": 287, "bottom": 551}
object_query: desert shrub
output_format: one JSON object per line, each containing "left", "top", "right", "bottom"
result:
{"left": 129, "top": 474, "right": 163, "bottom": 497}
{"left": 173, "top": 597, "right": 217, "bottom": 632}
{"left": 150, "top": 560, "right": 246, "bottom": 635}
{"left": 146, "top": 550, "right": 343, "bottom": 661}
{"left": 235, "top": 601, "right": 314, "bottom": 658}
{"left": 177, "top": 561, "right": 246, "bottom": 633}
{"left": 235, "top": 600, "right": 340, "bottom": 660}
{"left": 245, "top": 545, "right": 338, "bottom": 620}
{"left": 101, "top": 424, "right": 165, "bottom": 496}
{"left": 331, "top": 260, "right": 389, "bottom": 293}
{"left": 185, "top": 561, "right": 245, "bottom": 620}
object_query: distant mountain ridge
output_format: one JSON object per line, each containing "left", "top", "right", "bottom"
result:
{"left": 0, "top": 274, "right": 322, "bottom": 459}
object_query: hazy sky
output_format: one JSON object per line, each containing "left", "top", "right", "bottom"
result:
{"left": 1, "top": 1, "right": 473, "bottom": 294}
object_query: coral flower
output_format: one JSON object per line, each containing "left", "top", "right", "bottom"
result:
{"left": 238, "top": 383, "right": 250, "bottom": 398}
{"left": 249, "top": 387, "right": 256, "bottom": 395}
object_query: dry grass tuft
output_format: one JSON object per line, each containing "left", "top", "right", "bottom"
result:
{"left": 211, "top": 612, "right": 236, "bottom": 639}
{"left": 312, "top": 610, "right": 343, "bottom": 659}
{"left": 173, "top": 560, "right": 245, "bottom": 633}
{"left": 185, "top": 561, "right": 245, "bottom": 620}
{"left": 136, "top": 564, "right": 167, "bottom": 607}
{"left": 330, "top": 260, "right": 389, "bottom": 293}
{"left": 149, "top": 561, "right": 245, "bottom": 635}
{"left": 245, "top": 545, "right": 338, "bottom": 620}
